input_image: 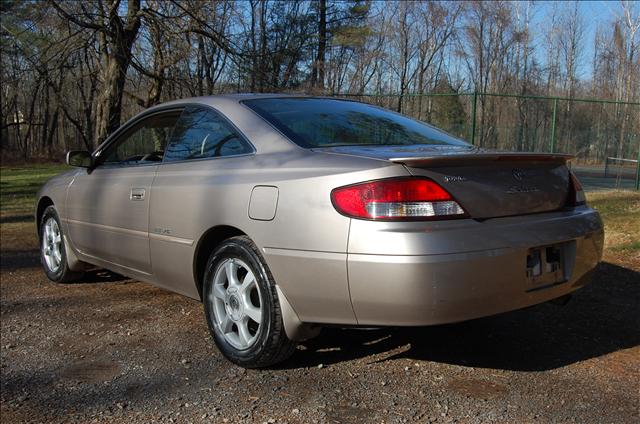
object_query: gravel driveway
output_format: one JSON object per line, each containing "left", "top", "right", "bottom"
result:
{"left": 1, "top": 230, "right": 638, "bottom": 424}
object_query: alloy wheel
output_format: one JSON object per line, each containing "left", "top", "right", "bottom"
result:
{"left": 42, "top": 217, "right": 62, "bottom": 273}
{"left": 209, "top": 258, "right": 263, "bottom": 350}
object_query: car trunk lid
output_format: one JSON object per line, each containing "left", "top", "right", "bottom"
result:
{"left": 314, "top": 145, "right": 573, "bottom": 219}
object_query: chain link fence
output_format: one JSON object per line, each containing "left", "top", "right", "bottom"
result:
{"left": 336, "top": 92, "right": 640, "bottom": 191}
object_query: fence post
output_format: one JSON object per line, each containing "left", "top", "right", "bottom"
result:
{"left": 550, "top": 97, "right": 558, "bottom": 153}
{"left": 636, "top": 145, "right": 640, "bottom": 190}
{"left": 470, "top": 91, "right": 478, "bottom": 145}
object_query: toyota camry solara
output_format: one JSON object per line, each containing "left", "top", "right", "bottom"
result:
{"left": 36, "top": 94, "right": 604, "bottom": 367}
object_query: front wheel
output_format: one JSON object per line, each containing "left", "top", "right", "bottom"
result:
{"left": 202, "top": 236, "right": 296, "bottom": 368}
{"left": 39, "top": 206, "right": 83, "bottom": 283}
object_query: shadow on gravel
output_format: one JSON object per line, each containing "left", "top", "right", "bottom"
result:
{"left": 0, "top": 364, "right": 192, "bottom": 421}
{"left": 0, "top": 249, "right": 40, "bottom": 270}
{"left": 0, "top": 214, "right": 33, "bottom": 224}
{"left": 290, "top": 261, "right": 639, "bottom": 372}
{"left": 65, "top": 269, "right": 131, "bottom": 285}
{"left": 0, "top": 248, "right": 129, "bottom": 286}
{"left": 0, "top": 269, "right": 135, "bottom": 319}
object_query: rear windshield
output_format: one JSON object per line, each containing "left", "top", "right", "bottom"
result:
{"left": 243, "top": 98, "right": 469, "bottom": 148}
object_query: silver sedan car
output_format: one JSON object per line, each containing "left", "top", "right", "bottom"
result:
{"left": 36, "top": 95, "right": 604, "bottom": 367}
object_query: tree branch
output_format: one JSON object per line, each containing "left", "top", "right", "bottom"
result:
{"left": 49, "top": 0, "right": 106, "bottom": 32}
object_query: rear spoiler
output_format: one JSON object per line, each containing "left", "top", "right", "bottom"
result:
{"left": 389, "top": 152, "right": 575, "bottom": 167}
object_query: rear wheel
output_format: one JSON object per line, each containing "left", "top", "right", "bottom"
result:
{"left": 203, "top": 236, "right": 296, "bottom": 368}
{"left": 39, "top": 206, "right": 83, "bottom": 283}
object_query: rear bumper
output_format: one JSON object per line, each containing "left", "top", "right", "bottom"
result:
{"left": 347, "top": 207, "right": 604, "bottom": 326}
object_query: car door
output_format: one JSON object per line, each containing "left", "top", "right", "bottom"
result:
{"left": 65, "top": 110, "right": 181, "bottom": 275}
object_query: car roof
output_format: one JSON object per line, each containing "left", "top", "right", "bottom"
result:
{"left": 154, "top": 93, "right": 312, "bottom": 109}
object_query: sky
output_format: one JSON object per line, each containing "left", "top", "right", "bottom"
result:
{"left": 533, "top": 0, "right": 627, "bottom": 79}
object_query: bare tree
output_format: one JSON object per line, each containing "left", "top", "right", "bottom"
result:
{"left": 1, "top": 0, "right": 637, "bottom": 163}
{"left": 50, "top": 0, "right": 142, "bottom": 146}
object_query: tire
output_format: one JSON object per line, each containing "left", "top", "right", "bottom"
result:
{"left": 202, "top": 235, "right": 296, "bottom": 368}
{"left": 39, "top": 206, "right": 83, "bottom": 283}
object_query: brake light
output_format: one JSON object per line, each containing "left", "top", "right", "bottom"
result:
{"left": 567, "top": 171, "right": 586, "bottom": 206}
{"left": 331, "top": 177, "right": 466, "bottom": 220}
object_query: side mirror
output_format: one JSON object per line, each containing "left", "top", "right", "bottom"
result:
{"left": 66, "top": 150, "right": 93, "bottom": 168}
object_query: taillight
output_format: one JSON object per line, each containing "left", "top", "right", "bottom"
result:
{"left": 567, "top": 171, "right": 586, "bottom": 206}
{"left": 331, "top": 177, "right": 467, "bottom": 220}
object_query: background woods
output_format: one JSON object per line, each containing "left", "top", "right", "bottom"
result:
{"left": 1, "top": 0, "right": 638, "bottom": 163}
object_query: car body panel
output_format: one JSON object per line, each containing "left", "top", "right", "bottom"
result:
{"left": 35, "top": 170, "right": 77, "bottom": 220}
{"left": 346, "top": 206, "right": 602, "bottom": 255}
{"left": 405, "top": 162, "right": 570, "bottom": 218}
{"left": 316, "top": 145, "right": 573, "bottom": 218}
{"left": 66, "top": 165, "right": 157, "bottom": 274}
{"left": 147, "top": 148, "right": 405, "bottom": 318}
{"left": 35, "top": 94, "right": 605, "bottom": 339}
{"left": 347, "top": 207, "right": 603, "bottom": 325}
{"left": 264, "top": 248, "right": 355, "bottom": 324}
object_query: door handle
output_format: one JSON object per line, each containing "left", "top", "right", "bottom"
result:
{"left": 130, "top": 188, "right": 146, "bottom": 201}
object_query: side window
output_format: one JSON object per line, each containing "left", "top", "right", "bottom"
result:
{"left": 102, "top": 112, "right": 180, "bottom": 165}
{"left": 163, "top": 106, "right": 253, "bottom": 162}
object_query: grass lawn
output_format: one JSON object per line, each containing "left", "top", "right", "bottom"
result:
{"left": 0, "top": 164, "right": 70, "bottom": 219}
{"left": 0, "top": 164, "right": 70, "bottom": 250}
{"left": 587, "top": 191, "right": 640, "bottom": 267}
{"left": 1, "top": 164, "right": 638, "bottom": 269}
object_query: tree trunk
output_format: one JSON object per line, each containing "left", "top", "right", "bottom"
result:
{"left": 93, "top": 0, "right": 142, "bottom": 147}
{"left": 311, "top": 0, "right": 327, "bottom": 90}
{"left": 94, "top": 56, "right": 131, "bottom": 146}
{"left": 259, "top": 0, "right": 268, "bottom": 91}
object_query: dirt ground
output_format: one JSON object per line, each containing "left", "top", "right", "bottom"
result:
{"left": 1, "top": 181, "right": 639, "bottom": 423}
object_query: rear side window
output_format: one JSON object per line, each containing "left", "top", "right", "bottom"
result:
{"left": 243, "top": 98, "right": 469, "bottom": 148}
{"left": 163, "top": 106, "right": 253, "bottom": 162}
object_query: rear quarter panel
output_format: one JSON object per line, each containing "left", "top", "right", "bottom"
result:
{"left": 149, "top": 149, "right": 408, "bottom": 324}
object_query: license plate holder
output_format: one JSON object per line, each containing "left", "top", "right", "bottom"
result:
{"left": 526, "top": 244, "right": 566, "bottom": 290}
